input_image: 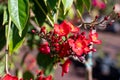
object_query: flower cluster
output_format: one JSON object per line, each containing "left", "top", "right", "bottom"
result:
{"left": 2, "top": 73, "right": 52, "bottom": 80}
{"left": 36, "top": 20, "right": 101, "bottom": 76}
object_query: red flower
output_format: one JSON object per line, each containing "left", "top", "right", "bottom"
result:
{"left": 89, "top": 31, "right": 101, "bottom": 44}
{"left": 39, "top": 42, "right": 50, "bottom": 54}
{"left": 65, "top": 21, "right": 79, "bottom": 33}
{"left": 2, "top": 74, "right": 18, "bottom": 80}
{"left": 72, "top": 39, "right": 84, "bottom": 56}
{"left": 67, "top": 38, "right": 74, "bottom": 47}
{"left": 68, "top": 38, "right": 90, "bottom": 56}
{"left": 53, "top": 43, "right": 61, "bottom": 51}
{"left": 61, "top": 59, "right": 71, "bottom": 76}
{"left": 82, "top": 39, "right": 91, "bottom": 53}
{"left": 54, "top": 21, "right": 79, "bottom": 36}
{"left": 54, "top": 21, "right": 71, "bottom": 36}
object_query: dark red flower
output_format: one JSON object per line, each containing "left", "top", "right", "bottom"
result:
{"left": 39, "top": 42, "right": 50, "bottom": 54}
{"left": 2, "top": 74, "right": 18, "bottom": 80}
{"left": 59, "top": 42, "right": 70, "bottom": 58}
{"left": 53, "top": 43, "right": 61, "bottom": 52}
{"left": 89, "top": 31, "right": 101, "bottom": 44}
{"left": 40, "top": 26, "right": 46, "bottom": 34}
{"left": 61, "top": 59, "right": 71, "bottom": 76}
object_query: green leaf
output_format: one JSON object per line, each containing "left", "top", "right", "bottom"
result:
{"left": 32, "top": 0, "right": 48, "bottom": 26}
{"left": 46, "top": 0, "right": 58, "bottom": 11}
{"left": 62, "top": 0, "right": 73, "bottom": 15}
{"left": 37, "top": 53, "right": 56, "bottom": 76}
{"left": 76, "top": 0, "right": 84, "bottom": 14}
{"left": 82, "top": 0, "right": 91, "bottom": 11}
{"left": 8, "top": 0, "right": 29, "bottom": 36}
{"left": 0, "top": 3, "right": 4, "bottom": 14}
{"left": 8, "top": 23, "right": 28, "bottom": 54}
{"left": 0, "top": 63, "right": 4, "bottom": 74}
{"left": 0, "top": 55, "right": 5, "bottom": 76}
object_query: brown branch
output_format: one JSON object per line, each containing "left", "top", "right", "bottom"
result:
{"left": 30, "top": 19, "right": 40, "bottom": 32}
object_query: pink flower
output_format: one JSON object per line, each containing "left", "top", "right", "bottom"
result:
{"left": 92, "top": 0, "right": 106, "bottom": 9}
{"left": 59, "top": 42, "right": 70, "bottom": 58}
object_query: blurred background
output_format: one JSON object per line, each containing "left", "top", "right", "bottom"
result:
{"left": 0, "top": 0, "right": 120, "bottom": 80}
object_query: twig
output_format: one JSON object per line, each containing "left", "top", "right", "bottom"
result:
{"left": 55, "top": 0, "right": 61, "bottom": 23}
{"left": 34, "top": 0, "right": 54, "bottom": 26}
{"left": 30, "top": 19, "right": 40, "bottom": 32}
{"left": 5, "top": 17, "right": 12, "bottom": 74}
{"left": 5, "top": 49, "right": 9, "bottom": 74}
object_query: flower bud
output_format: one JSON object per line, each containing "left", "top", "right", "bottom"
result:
{"left": 32, "top": 29, "right": 36, "bottom": 34}
{"left": 61, "top": 59, "right": 71, "bottom": 76}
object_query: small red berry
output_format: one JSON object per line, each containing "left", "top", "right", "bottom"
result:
{"left": 95, "top": 15, "right": 99, "bottom": 19}
{"left": 104, "top": 16, "right": 108, "bottom": 20}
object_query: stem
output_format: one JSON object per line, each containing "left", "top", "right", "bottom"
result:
{"left": 30, "top": 19, "right": 40, "bottom": 32}
{"left": 76, "top": 9, "right": 84, "bottom": 23}
{"left": 87, "top": 67, "right": 92, "bottom": 80}
{"left": 55, "top": 0, "right": 61, "bottom": 23}
{"left": 86, "top": 52, "right": 93, "bottom": 80}
{"left": 5, "top": 17, "right": 11, "bottom": 74}
{"left": 34, "top": 0, "right": 54, "bottom": 26}
{"left": 73, "top": 2, "right": 84, "bottom": 23}
{"left": 5, "top": 50, "right": 9, "bottom": 74}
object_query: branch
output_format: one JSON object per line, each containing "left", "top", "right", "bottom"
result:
{"left": 34, "top": 0, "right": 54, "bottom": 26}
{"left": 5, "top": 17, "right": 12, "bottom": 74}
{"left": 30, "top": 19, "right": 40, "bottom": 32}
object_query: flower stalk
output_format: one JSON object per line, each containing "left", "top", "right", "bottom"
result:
{"left": 5, "top": 17, "right": 11, "bottom": 74}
